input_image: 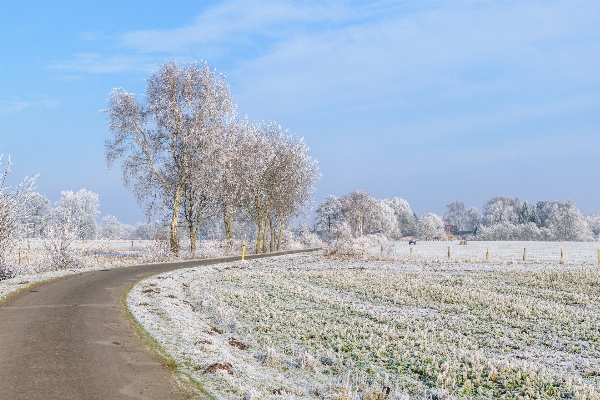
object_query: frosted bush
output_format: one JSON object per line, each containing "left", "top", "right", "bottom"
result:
{"left": 299, "top": 230, "right": 324, "bottom": 248}
{"left": 475, "top": 222, "right": 553, "bottom": 241}
{"left": 326, "top": 222, "right": 357, "bottom": 257}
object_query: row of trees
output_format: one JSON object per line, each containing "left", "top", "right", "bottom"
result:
{"left": 312, "top": 191, "right": 600, "bottom": 242}
{"left": 105, "top": 61, "right": 319, "bottom": 255}
{"left": 443, "top": 197, "right": 600, "bottom": 241}
{"left": 312, "top": 190, "right": 445, "bottom": 240}
{"left": 17, "top": 189, "right": 167, "bottom": 241}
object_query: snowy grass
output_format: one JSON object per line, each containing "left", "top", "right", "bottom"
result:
{"left": 127, "top": 252, "right": 600, "bottom": 399}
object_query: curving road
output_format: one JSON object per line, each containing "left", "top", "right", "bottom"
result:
{"left": 0, "top": 250, "right": 316, "bottom": 400}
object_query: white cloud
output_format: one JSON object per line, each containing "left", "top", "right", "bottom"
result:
{"left": 0, "top": 97, "right": 60, "bottom": 115}
{"left": 48, "top": 52, "right": 156, "bottom": 74}
{"left": 119, "top": 0, "right": 381, "bottom": 53}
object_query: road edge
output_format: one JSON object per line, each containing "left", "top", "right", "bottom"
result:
{"left": 120, "top": 249, "right": 320, "bottom": 399}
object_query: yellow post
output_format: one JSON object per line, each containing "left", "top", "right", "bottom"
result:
{"left": 560, "top": 249, "right": 564, "bottom": 264}
{"left": 523, "top": 248, "right": 527, "bottom": 262}
{"left": 447, "top": 246, "right": 451, "bottom": 261}
{"left": 486, "top": 248, "right": 489, "bottom": 262}
{"left": 241, "top": 234, "right": 247, "bottom": 261}
{"left": 409, "top": 247, "right": 413, "bottom": 261}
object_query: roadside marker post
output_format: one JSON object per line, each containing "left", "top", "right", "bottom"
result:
{"left": 241, "top": 234, "right": 247, "bottom": 261}
{"left": 523, "top": 248, "right": 527, "bottom": 263}
{"left": 560, "top": 249, "right": 564, "bottom": 264}
{"left": 486, "top": 248, "right": 489, "bottom": 262}
{"left": 447, "top": 246, "right": 450, "bottom": 261}
{"left": 409, "top": 247, "right": 413, "bottom": 261}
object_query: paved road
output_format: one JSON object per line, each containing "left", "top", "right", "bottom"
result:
{"left": 0, "top": 249, "right": 317, "bottom": 400}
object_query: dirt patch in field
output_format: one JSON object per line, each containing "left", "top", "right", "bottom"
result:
{"left": 228, "top": 337, "right": 246, "bottom": 350}
{"left": 202, "top": 362, "right": 233, "bottom": 375}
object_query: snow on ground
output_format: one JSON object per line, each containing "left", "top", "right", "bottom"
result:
{"left": 127, "top": 249, "right": 600, "bottom": 399}
{"left": 370, "top": 240, "right": 600, "bottom": 265}
{"left": 14, "top": 238, "right": 155, "bottom": 251}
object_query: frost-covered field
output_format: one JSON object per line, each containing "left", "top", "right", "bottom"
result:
{"left": 14, "top": 238, "right": 155, "bottom": 250}
{"left": 127, "top": 253, "right": 600, "bottom": 399}
{"left": 370, "top": 241, "right": 600, "bottom": 265}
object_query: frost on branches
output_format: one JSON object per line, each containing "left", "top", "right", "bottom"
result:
{"left": 0, "top": 156, "right": 36, "bottom": 280}
{"left": 105, "top": 61, "right": 319, "bottom": 256}
{"left": 313, "top": 193, "right": 597, "bottom": 245}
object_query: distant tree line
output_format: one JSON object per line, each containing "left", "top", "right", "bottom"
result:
{"left": 312, "top": 191, "right": 600, "bottom": 242}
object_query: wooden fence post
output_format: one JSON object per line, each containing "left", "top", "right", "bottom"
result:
{"left": 380, "top": 245, "right": 383, "bottom": 261}
{"left": 486, "top": 248, "right": 489, "bottom": 262}
{"left": 560, "top": 249, "right": 564, "bottom": 264}
{"left": 409, "top": 247, "right": 413, "bottom": 261}
{"left": 447, "top": 246, "right": 451, "bottom": 261}
{"left": 523, "top": 248, "right": 527, "bottom": 262}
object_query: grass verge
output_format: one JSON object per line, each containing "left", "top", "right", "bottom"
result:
{"left": 0, "top": 276, "right": 61, "bottom": 306}
{"left": 121, "top": 279, "right": 215, "bottom": 399}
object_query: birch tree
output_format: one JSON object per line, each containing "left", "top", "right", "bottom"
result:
{"left": 105, "top": 61, "right": 235, "bottom": 254}
{"left": 264, "top": 127, "right": 319, "bottom": 251}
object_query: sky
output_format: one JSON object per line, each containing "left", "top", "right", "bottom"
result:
{"left": 1, "top": 0, "right": 599, "bottom": 224}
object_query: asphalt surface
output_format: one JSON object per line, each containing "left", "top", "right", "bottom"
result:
{"left": 0, "top": 249, "right": 317, "bottom": 400}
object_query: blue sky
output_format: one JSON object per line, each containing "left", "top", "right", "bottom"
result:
{"left": 1, "top": 0, "right": 599, "bottom": 224}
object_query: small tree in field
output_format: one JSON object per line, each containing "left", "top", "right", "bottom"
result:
{"left": 99, "top": 215, "right": 123, "bottom": 239}
{"left": 54, "top": 189, "right": 100, "bottom": 240}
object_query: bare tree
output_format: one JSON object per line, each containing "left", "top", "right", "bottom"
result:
{"left": 211, "top": 118, "right": 254, "bottom": 250}
{"left": 54, "top": 189, "right": 100, "bottom": 240}
{"left": 443, "top": 201, "right": 467, "bottom": 231}
{"left": 19, "top": 192, "right": 51, "bottom": 238}
{"left": 0, "top": 156, "right": 36, "bottom": 279}
{"left": 313, "top": 195, "right": 342, "bottom": 240}
{"left": 263, "top": 125, "right": 319, "bottom": 251}
{"left": 104, "top": 61, "right": 235, "bottom": 254}
{"left": 339, "top": 190, "right": 378, "bottom": 238}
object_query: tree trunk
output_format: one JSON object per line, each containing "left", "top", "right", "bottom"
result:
{"left": 223, "top": 211, "right": 234, "bottom": 251}
{"left": 277, "top": 218, "right": 284, "bottom": 251}
{"left": 190, "top": 232, "right": 197, "bottom": 256}
{"left": 170, "top": 186, "right": 184, "bottom": 255}
{"left": 255, "top": 216, "right": 262, "bottom": 254}
{"left": 261, "top": 219, "right": 268, "bottom": 253}
{"left": 269, "top": 217, "right": 275, "bottom": 252}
